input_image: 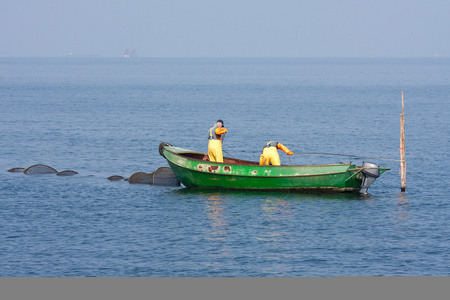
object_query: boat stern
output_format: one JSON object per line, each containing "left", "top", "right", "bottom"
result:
{"left": 358, "top": 161, "right": 389, "bottom": 194}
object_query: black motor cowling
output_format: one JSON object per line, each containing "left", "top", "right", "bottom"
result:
{"left": 159, "top": 142, "right": 173, "bottom": 157}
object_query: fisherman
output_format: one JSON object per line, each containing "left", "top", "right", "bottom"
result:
{"left": 259, "top": 141, "right": 293, "bottom": 166}
{"left": 207, "top": 120, "right": 228, "bottom": 163}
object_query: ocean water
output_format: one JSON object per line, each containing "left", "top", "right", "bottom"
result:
{"left": 0, "top": 57, "right": 449, "bottom": 277}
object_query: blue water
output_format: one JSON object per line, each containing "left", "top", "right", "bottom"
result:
{"left": 1, "top": 58, "right": 449, "bottom": 277}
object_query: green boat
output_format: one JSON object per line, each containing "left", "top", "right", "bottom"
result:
{"left": 159, "top": 142, "right": 390, "bottom": 193}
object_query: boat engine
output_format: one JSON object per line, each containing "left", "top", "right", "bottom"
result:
{"left": 359, "top": 161, "right": 381, "bottom": 194}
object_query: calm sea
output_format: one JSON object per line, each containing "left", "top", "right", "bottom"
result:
{"left": 0, "top": 57, "right": 449, "bottom": 277}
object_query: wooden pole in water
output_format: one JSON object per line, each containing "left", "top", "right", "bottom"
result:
{"left": 400, "top": 92, "right": 406, "bottom": 191}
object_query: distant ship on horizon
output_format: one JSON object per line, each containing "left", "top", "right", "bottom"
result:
{"left": 123, "top": 48, "right": 137, "bottom": 58}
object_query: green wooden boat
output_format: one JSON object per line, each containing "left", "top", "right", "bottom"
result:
{"left": 159, "top": 142, "right": 390, "bottom": 193}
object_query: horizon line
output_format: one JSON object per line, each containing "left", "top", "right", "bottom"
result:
{"left": 0, "top": 55, "right": 448, "bottom": 59}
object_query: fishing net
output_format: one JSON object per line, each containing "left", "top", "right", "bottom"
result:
{"left": 23, "top": 164, "right": 58, "bottom": 175}
{"left": 56, "top": 170, "right": 78, "bottom": 176}
{"left": 9, "top": 160, "right": 179, "bottom": 186}
{"left": 7, "top": 167, "right": 25, "bottom": 173}
{"left": 126, "top": 167, "right": 180, "bottom": 186}
{"left": 151, "top": 167, "right": 180, "bottom": 186}
{"left": 127, "top": 172, "right": 153, "bottom": 184}
{"left": 108, "top": 175, "right": 125, "bottom": 181}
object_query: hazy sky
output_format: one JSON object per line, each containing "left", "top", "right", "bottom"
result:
{"left": 1, "top": 0, "right": 449, "bottom": 57}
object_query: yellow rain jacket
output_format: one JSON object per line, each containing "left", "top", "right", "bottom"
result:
{"left": 259, "top": 141, "right": 293, "bottom": 166}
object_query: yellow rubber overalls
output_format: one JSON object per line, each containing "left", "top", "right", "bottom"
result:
{"left": 207, "top": 124, "right": 227, "bottom": 162}
{"left": 259, "top": 141, "right": 293, "bottom": 166}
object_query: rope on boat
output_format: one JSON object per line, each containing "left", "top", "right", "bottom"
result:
{"left": 223, "top": 150, "right": 239, "bottom": 160}
{"left": 223, "top": 149, "right": 404, "bottom": 162}
{"left": 292, "top": 152, "right": 405, "bottom": 162}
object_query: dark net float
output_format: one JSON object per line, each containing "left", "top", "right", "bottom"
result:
{"left": 23, "top": 164, "right": 58, "bottom": 175}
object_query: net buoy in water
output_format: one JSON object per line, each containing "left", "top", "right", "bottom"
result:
{"left": 7, "top": 167, "right": 25, "bottom": 173}
{"left": 23, "top": 164, "right": 58, "bottom": 175}
{"left": 56, "top": 170, "right": 78, "bottom": 176}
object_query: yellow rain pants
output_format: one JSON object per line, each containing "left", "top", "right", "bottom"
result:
{"left": 208, "top": 139, "right": 223, "bottom": 163}
{"left": 259, "top": 146, "right": 281, "bottom": 166}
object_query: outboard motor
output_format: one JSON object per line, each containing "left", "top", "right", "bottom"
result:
{"left": 359, "top": 161, "right": 381, "bottom": 194}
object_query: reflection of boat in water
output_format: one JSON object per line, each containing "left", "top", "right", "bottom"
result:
{"left": 159, "top": 143, "right": 390, "bottom": 194}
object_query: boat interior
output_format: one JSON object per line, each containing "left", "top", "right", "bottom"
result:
{"left": 179, "top": 152, "right": 260, "bottom": 166}
{"left": 169, "top": 148, "right": 358, "bottom": 168}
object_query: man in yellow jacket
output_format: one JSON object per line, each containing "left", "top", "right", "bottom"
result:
{"left": 259, "top": 141, "right": 294, "bottom": 166}
{"left": 207, "top": 120, "right": 228, "bottom": 162}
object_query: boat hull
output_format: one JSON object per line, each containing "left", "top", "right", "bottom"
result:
{"left": 160, "top": 144, "right": 387, "bottom": 192}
